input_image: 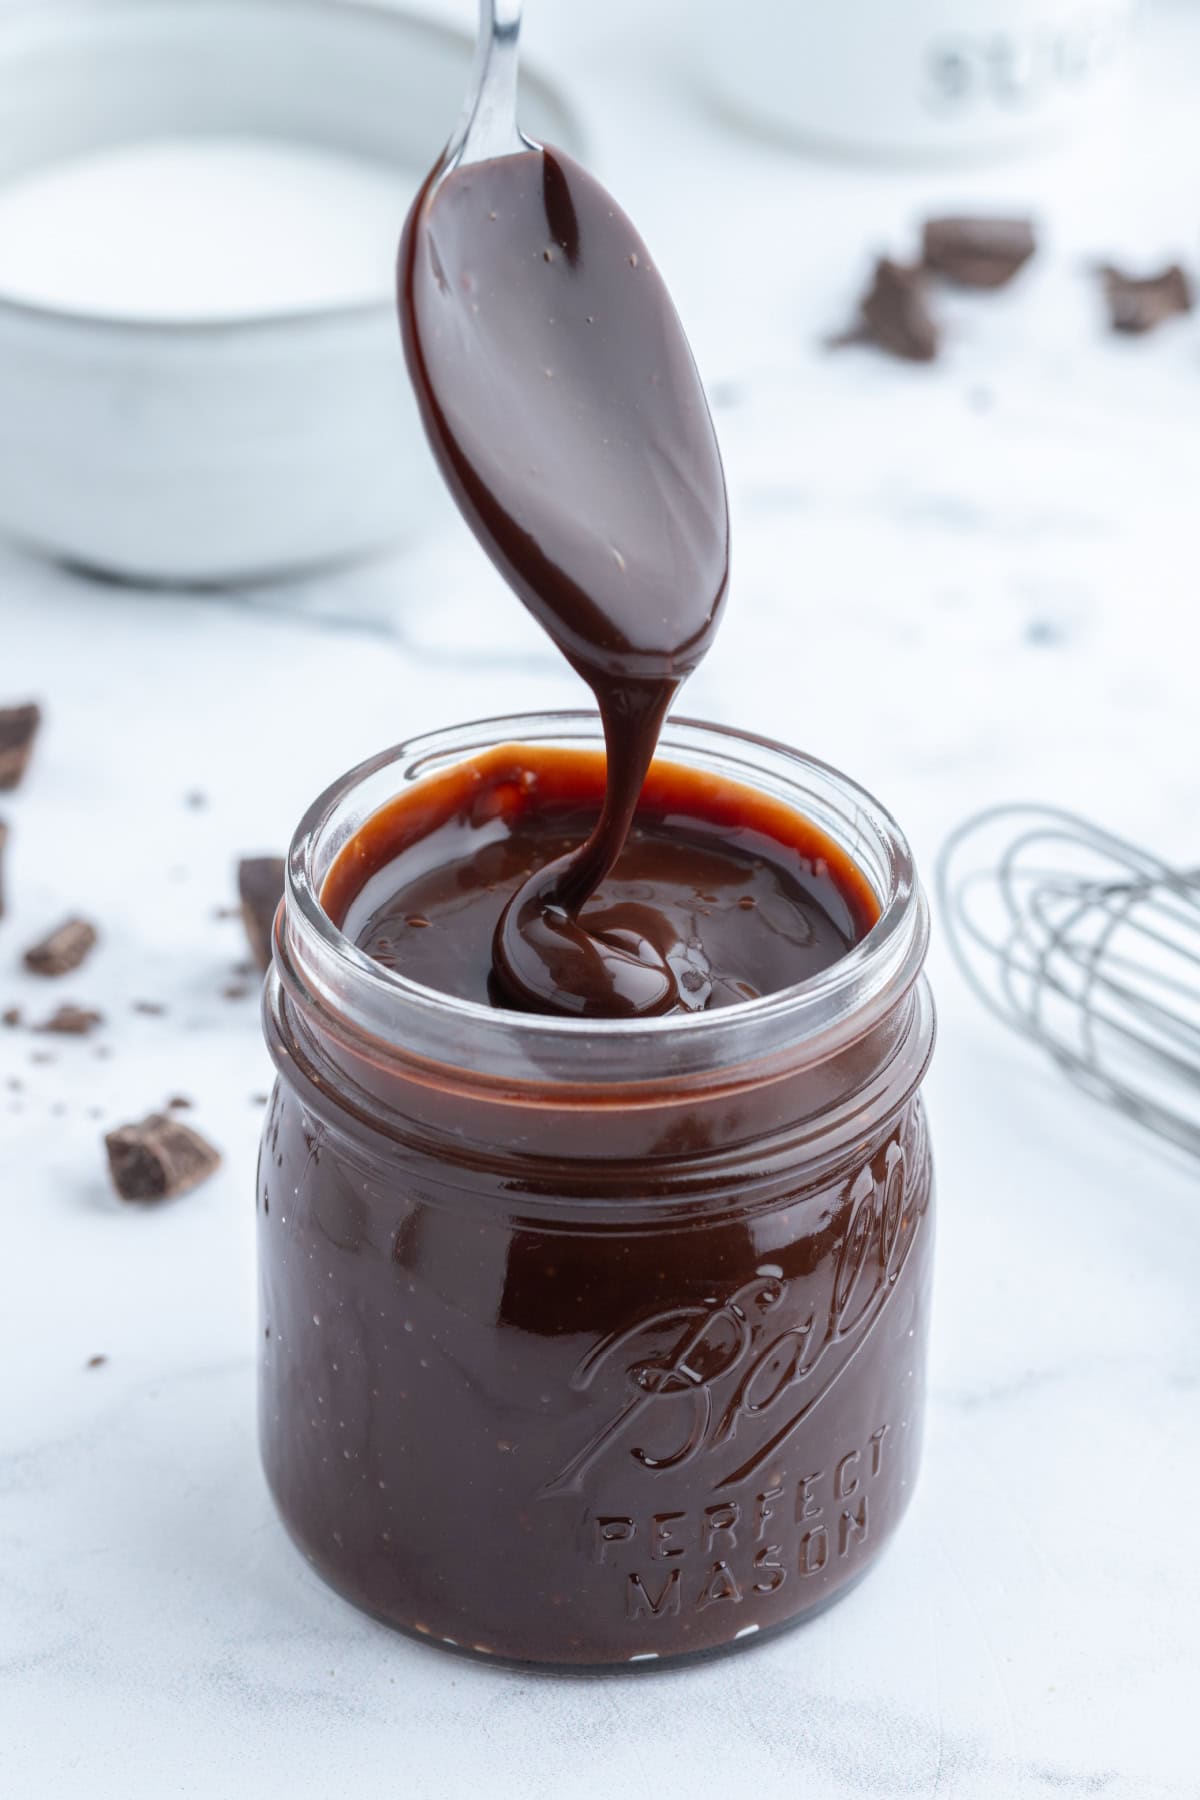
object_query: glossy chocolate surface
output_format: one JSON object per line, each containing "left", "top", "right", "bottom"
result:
{"left": 260, "top": 754, "right": 932, "bottom": 1665}
{"left": 258, "top": 122, "right": 936, "bottom": 1670}
{"left": 324, "top": 746, "right": 879, "bottom": 1016}
{"left": 258, "top": 1064, "right": 933, "bottom": 1666}
{"left": 399, "top": 147, "right": 729, "bottom": 1018}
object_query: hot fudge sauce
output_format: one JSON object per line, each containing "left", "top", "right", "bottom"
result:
{"left": 258, "top": 98, "right": 936, "bottom": 1668}
{"left": 325, "top": 744, "right": 878, "bottom": 1013}
{"left": 259, "top": 716, "right": 935, "bottom": 1666}
{"left": 399, "top": 147, "right": 729, "bottom": 1018}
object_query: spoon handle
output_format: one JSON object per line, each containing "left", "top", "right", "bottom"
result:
{"left": 452, "top": 0, "right": 528, "bottom": 168}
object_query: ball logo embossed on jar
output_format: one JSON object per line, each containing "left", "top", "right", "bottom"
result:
{"left": 543, "top": 1132, "right": 928, "bottom": 1498}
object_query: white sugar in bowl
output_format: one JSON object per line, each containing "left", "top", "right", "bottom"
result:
{"left": 0, "top": 0, "right": 582, "bottom": 585}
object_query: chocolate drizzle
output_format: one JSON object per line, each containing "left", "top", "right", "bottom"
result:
{"left": 399, "top": 147, "right": 729, "bottom": 1018}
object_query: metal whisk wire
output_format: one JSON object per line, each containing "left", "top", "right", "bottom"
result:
{"left": 938, "top": 805, "right": 1200, "bottom": 1159}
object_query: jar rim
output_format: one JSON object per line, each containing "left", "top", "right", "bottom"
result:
{"left": 280, "top": 710, "right": 929, "bottom": 1090}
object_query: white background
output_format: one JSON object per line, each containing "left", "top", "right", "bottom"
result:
{"left": 2, "top": 2, "right": 1198, "bottom": 1796}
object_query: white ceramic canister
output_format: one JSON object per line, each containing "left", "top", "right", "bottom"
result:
{"left": 702, "top": 0, "right": 1137, "bottom": 161}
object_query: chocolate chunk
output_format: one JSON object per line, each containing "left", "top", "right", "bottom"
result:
{"left": 1, "top": 1005, "right": 18, "bottom": 1028}
{"left": 24, "top": 917, "right": 98, "bottom": 977}
{"left": 35, "top": 1003, "right": 104, "bottom": 1036}
{"left": 104, "top": 1113, "right": 221, "bottom": 1203}
{"left": 833, "top": 258, "right": 940, "bottom": 363}
{"left": 238, "top": 857, "right": 285, "bottom": 972}
{"left": 0, "top": 703, "right": 41, "bottom": 791}
{"left": 1097, "top": 262, "right": 1193, "bottom": 334}
{"left": 922, "top": 217, "right": 1036, "bottom": 289}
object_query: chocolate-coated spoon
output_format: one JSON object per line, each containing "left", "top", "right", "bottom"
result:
{"left": 399, "top": 1, "right": 730, "bottom": 1018}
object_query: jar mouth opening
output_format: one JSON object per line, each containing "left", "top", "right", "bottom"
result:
{"left": 281, "top": 711, "right": 928, "bottom": 1087}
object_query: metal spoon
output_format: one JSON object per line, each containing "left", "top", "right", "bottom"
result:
{"left": 399, "top": 0, "right": 730, "bottom": 1019}
{"left": 444, "top": 0, "right": 529, "bottom": 174}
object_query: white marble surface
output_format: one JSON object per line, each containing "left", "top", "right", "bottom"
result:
{"left": 3, "top": 3, "right": 1199, "bottom": 1795}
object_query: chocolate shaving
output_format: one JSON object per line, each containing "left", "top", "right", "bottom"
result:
{"left": 2, "top": 1005, "right": 19, "bottom": 1028}
{"left": 832, "top": 258, "right": 940, "bottom": 363}
{"left": 35, "top": 1003, "right": 104, "bottom": 1036}
{"left": 104, "top": 1113, "right": 221, "bottom": 1203}
{"left": 24, "top": 917, "right": 98, "bottom": 977}
{"left": 238, "top": 857, "right": 285, "bottom": 973}
{"left": 0, "top": 703, "right": 41, "bottom": 791}
{"left": 166, "top": 1094, "right": 193, "bottom": 1111}
{"left": 85, "top": 1354, "right": 108, "bottom": 1370}
{"left": 1097, "top": 262, "right": 1193, "bottom": 334}
{"left": 132, "top": 999, "right": 167, "bottom": 1016}
{"left": 922, "top": 217, "right": 1036, "bottom": 289}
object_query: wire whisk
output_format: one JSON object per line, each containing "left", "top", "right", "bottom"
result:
{"left": 938, "top": 805, "right": 1200, "bottom": 1160}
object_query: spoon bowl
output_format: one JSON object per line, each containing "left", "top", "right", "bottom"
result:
{"left": 397, "top": 0, "right": 730, "bottom": 1020}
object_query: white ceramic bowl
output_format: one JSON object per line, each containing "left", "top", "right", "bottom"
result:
{"left": 0, "top": 0, "right": 582, "bottom": 584}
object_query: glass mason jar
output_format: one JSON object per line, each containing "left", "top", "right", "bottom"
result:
{"left": 258, "top": 712, "right": 936, "bottom": 1668}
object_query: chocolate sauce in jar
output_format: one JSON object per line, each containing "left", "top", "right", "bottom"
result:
{"left": 399, "top": 147, "right": 729, "bottom": 1018}
{"left": 255, "top": 105, "right": 937, "bottom": 1672}
{"left": 324, "top": 745, "right": 878, "bottom": 1014}
{"left": 260, "top": 723, "right": 935, "bottom": 1670}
